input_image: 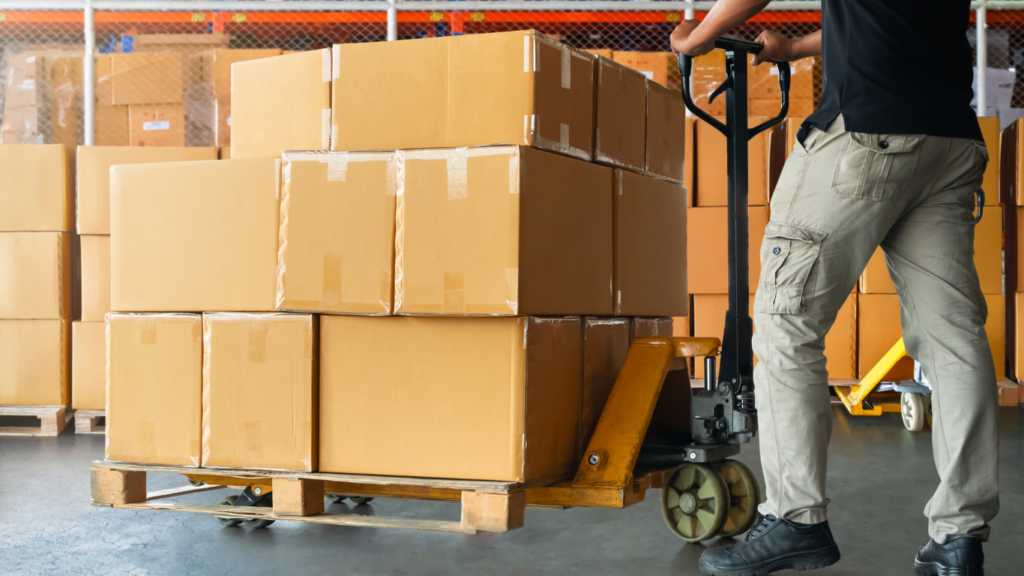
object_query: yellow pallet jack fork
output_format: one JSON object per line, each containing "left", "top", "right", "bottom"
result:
{"left": 835, "top": 337, "right": 933, "bottom": 431}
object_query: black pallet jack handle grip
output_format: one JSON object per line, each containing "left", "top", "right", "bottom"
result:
{"left": 678, "top": 35, "right": 791, "bottom": 140}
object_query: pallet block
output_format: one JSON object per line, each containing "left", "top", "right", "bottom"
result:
{"left": 0, "top": 405, "right": 69, "bottom": 436}
{"left": 74, "top": 409, "right": 105, "bottom": 435}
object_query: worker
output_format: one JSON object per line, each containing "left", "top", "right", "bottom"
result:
{"left": 672, "top": 1, "right": 998, "bottom": 575}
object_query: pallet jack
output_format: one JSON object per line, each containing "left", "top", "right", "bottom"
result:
{"left": 89, "top": 37, "right": 794, "bottom": 544}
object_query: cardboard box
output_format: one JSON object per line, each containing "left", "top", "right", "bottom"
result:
{"left": 613, "top": 169, "right": 688, "bottom": 316}
{"left": 630, "top": 317, "right": 673, "bottom": 341}
{"left": 687, "top": 206, "right": 769, "bottom": 294}
{"left": 198, "top": 48, "right": 282, "bottom": 102}
{"left": 684, "top": 117, "right": 695, "bottom": 197}
{"left": 320, "top": 315, "right": 582, "bottom": 482}
{"left": 50, "top": 56, "right": 80, "bottom": 150}
{"left": 395, "top": 146, "right": 613, "bottom": 316}
{"left": 95, "top": 54, "right": 114, "bottom": 107}
{"left": 858, "top": 294, "right": 914, "bottom": 381}
{"left": 593, "top": 57, "right": 646, "bottom": 173}
{"left": 95, "top": 105, "right": 130, "bottom": 147}
{"left": 695, "top": 117, "right": 769, "bottom": 206}
{"left": 81, "top": 235, "right": 110, "bottom": 322}
{"left": 0, "top": 317, "right": 70, "bottom": 406}
{"left": 0, "top": 232, "right": 72, "bottom": 319}
{"left": 77, "top": 145, "right": 219, "bottom": 235}
{"left": 215, "top": 99, "right": 230, "bottom": 147}
{"left": 231, "top": 49, "right": 331, "bottom": 159}
{"left": 111, "top": 158, "right": 279, "bottom": 312}
{"left": 110, "top": 53, "right": 184, "bottom": 105}
{"left": 985, "top": 294, "right": 1005, "bottom": 382}
{"left": 978, "top": 117, "right": 1000, "bottom": 206}
{"left": 645, "top": 80, "right": 687, "bottom": 185}
{"left": 202, "top": 313, "right": 318, "bottom": 471}
{"left": 827, "top": 294, "right": 858, "bottom": 380}
{"left": 612, "top": 52, "right": 679, "bottom": 89}
{"left": 332, "top": 31, "right": 595, "bottom": 161}
{"left": 0, "top": 144, "right": 73, "bottom": 232}
{"left": 749, "top": 58, "right": 816, "bottom": 118}
{"left": 72, "top": 320, "right": 105, "bottom": 410}
{"left": 128, "top": 104, "right": 185, "bottom": 147}
{"left": 672, "top": 316, "right": 690, "bottom": 337}
{"left": 106, "top": 313, "right": 202, "bottom": 466}
{"left": 580, "top": 317, "right": 630, "bottom": 456}
{"left": 278, "top": 151, "right": 397, "bottom": 315}
{"left": 862, "top": 205, "right": 1002, "bottom": 295}
{"left": 692, "top": 295, "right": 755, "bottom": 378}
{"left": 219, "top": 146, "right": 230, "bottom": 160}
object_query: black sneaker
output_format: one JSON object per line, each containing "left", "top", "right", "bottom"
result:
{"left": 698, "top": 513, "right": 841, "bottom": 576}
{"left": 914, "top": 536, "right": 984, "bottom": 576}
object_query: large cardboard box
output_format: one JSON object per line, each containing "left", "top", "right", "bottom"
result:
{"left": 593, "top": 56, "right": 646, "bottom": 173}
{"left": 0, "top": 144, "right": 73, "bottom": 232}
{"left": 320, "top": 315, "right": 583, "bottom": 481}
{"left": 111, "top": 158, "right": 279, "bottom": 312}
{"left": 645, "top": 80, "right": 687, "bottom": 185}
{"left": 858, "top": 294, "right": 914, "bottom": 381}
{"left": 0, "top": 232, "right": 72, "bottom": 319}
{"left": 278, "top": 151, "right": 397, "bottom": 315}
{"left": 110, "top": 53, "right": 184, "bottom": 105}
{"left": 692, "top": 295, "right": 755, "bottom": 378}
{"left": 77, "top": 146, "right": 219, "bottom": 235}
{"left": 332, "top": 31, "right": 595, "bottom": 161}
{"left": 630, "top": 316, "right": 673, "bottom": 341}
{"left": 695, "top": 117, "right": 769, "bottom": 206}
{"left": 231, "top": 49, "right": 331, "bottom": 159}
{"left": 0, "top": 318, "right": 70, "bottom": 406}
{"left": 94, "top": 105, "right": 130, "bottom": 147}
{"left": 828, "top": 294, "right": 858, "bottom": 380}
{"left": 395, "top": 146, "right": 613, "bottom": 316}
{"left": 202, "top": 313, "right": 318, "bottom": 471}
{"left": 612, "top": 52, "right": 678, "bottom": 89}
{"left": 106, "top": 313, "right": 202, "bottom": 466}
{"left": 687, "top": 207, "right": 769, "bottom": 294}
{"left": 81, "top": 235, "right": 110, "bottom": 322}
{"left": 673, "top": 316, "right": 690, "bottom": 337}
{"left": 862, "top": 205, "right": 1002, "bottom": 295}
{"left": 748, "top": 58, "right": 816, "bottom": 118}
{"left": 72, "top": 320, "right": 105, "bottom": 410}
{"left": 580, "top": 317, "right": 630, "bottom": 456}
{"left": 128, "top": 104, "right": 185, "bottom": 147}
{"left": 198, "top": 48, "right": 282, "bottom": 102}
{"left": 613, "top": 169, "right": 688, "bottom": 316}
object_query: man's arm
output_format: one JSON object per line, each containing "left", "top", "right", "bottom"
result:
{"left": 670, "top": 0, "right": 822, "bottom": 64}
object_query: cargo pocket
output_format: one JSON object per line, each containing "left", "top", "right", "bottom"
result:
{"left": 757, "top": 223, "right": 827, "bottom": 315}
{"left": 949, "top": 140, "right": 990, "bottom": 197}
{"left": 832, "top": 133, "right": 924, "bottom": 201}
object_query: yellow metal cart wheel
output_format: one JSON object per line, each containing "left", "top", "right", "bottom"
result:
{"left": 715, "top": 460, "right": 762, "bottom": 538}
{"left": 661, "top": 463, "right": 728, "bottom": 543}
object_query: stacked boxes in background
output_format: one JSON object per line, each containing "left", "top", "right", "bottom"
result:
{"left": 0, "top": 144, "right": 75, "bottom": 407}
{"left": 71, "top": 146, "right": 218, "bottom": 413}
{"left": 1, "top": 51, "right": 82, "bottom": 147}
{"left": 860, "top": 117, "right": 1004, "bottom": 383}
{"left": 193, "top": 49, "right": 282, "bottom": 148}
{"left": 104, "top": 31, "right": 690, "bottom": 480}
{"left": 112, "top": 53, "right": 186, "bottom": 147}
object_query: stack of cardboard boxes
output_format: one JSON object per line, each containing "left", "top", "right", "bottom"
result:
{"left": 192, "top": 48, "right": 281, "bottom": 152}
{"left": 103, "top": 53, "right": 186, "bottom": 147}
{"left": 103, "top": 31, "right": 690, "bottom": 481}
{"left": 0, "top": 145, "right": 75, "bottom": 409}
{"left": 1, "top": 51, "right": 82, "bottom": 147}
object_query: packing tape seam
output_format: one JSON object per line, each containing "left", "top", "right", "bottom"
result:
{"left": 443, "top": 271, "right": 465, "bottom": 313}
{"left": 561, "top": 47, "right": 571, "bottom": 90}
{"left": 201, "top": 314, "right": 212, "bottom": 467}
{"left": 322, "top": 48, "right": 331, "bottom": 83}
{"left": 393, "top": 152, "right": 407, "bottom": 312}
{"left": 321, "top": 109, "right": 331, "bottom": 150}
{"left": 332, "top": 45, "right": 341, "bottom": 79}
{"left": 327, "top": 154, "right": 348, "bottom": 182}
{"left": 447, "top": 148, "right": 468, "bottom": 200}
{"left": 277, "top": 160, "right": 291, "bottom": 310}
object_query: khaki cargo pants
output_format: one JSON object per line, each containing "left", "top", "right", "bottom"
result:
{"left": 752, "top": 115, "right": 1000, "bottom": 543}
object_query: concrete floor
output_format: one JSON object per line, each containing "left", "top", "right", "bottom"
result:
{"left": 1, "top": 406, "right": 1021, "bottom": 576}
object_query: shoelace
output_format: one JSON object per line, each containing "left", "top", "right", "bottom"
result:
{"left": 744, "top": 514, "right": 779, "bottom": 542}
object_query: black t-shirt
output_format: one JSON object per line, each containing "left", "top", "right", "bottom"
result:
{"left": 805, "top": 0, "right": 983, "bottom": 142}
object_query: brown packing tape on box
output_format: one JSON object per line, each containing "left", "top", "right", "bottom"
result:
{"left": 278, "top": 151, "right": 397, "bottom": 315}
{"left": 106, "top": 313, "right": 203, "bottom": 467}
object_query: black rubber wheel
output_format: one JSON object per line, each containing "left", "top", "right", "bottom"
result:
{"left": 326, "top": 494, "right": 347, "bottom": 504}
{"left": 243, "top": 498, "right": 275, "bottom": 530}
{"left": 349, "top": 497, "right": 374, "bottom": 505}
{"left": 188, "top": 479, "right": 205, "bottom": 487}
{"left": 215, "top": 496, "right": 242, "bottom": 527}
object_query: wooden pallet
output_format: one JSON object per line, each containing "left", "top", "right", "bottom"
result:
{"left": 0, "top": 405, "right": 70, "bottom": 436}
{"left": 91, "top": 461, "right": 526, "bottom": 534}
{"left": 74, "top": 410, "right": 106, "bottom": 435}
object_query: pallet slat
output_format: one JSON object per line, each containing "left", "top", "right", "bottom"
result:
{"left": 74, "top": 409, "right": 106, "bottom": 435}
{"left": 0, "top": 405, "right": 68, "bottom": 436}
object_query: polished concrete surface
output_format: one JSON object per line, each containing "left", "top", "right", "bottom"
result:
{"left": 1, "top": 406, "right": 1021, "bottom": 576}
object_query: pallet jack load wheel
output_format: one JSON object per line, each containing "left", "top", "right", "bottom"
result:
{"left": 243, "top": 499, "right": 275, "bottom": 530}
{"left": 925, "top": 396, "right": 933, "bottom": 430}
{"left": 326, "top": 494, "right": 347, "bottom": 504}
{"left": 215, "top": 496, "right": 242, "bottom": 527}
{"left": 349, "top": 497, "right": 374, "bottom": 505}
{"left": 901, "top": 392, "right": 925, "bottom": 432}
{"left": 715, "top": 460, "right": 763, "bottom": 538}
{"left": 661, "top": 463, "right": 728, "bottom": 543}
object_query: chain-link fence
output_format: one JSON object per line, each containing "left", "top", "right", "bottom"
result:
{"left": 0, "top": 0, "right": 1017, "bottom": 148}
